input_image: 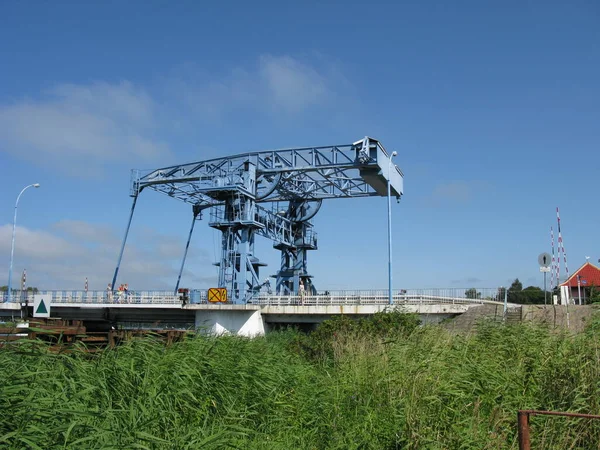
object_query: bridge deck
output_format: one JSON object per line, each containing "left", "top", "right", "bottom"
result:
{"left": 1, "top": 289, "right": 507, "bottom": 309}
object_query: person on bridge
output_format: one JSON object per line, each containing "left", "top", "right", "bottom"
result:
{"left": 263, "top": 278, "right": 272, "bottom": 294}
{"left": 299, "top": 279, "right": 305, "bottom": 305}
{"left": 117, "top": 284, "right": 125, "bottom": 303}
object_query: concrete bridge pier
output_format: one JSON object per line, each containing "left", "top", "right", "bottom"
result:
{"left": 193, "top": 305, "right": 265, "bottom": 337}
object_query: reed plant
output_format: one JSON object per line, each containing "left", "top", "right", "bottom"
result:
{"left": 1, "top": 314, "right": 600, "bottom": 449}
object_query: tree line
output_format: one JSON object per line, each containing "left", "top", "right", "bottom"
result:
{"left": 466, "top": 279, "right": 600, "bottom": 304}
{"left": 0, "top": 286, "right": 39, "bottom": 293}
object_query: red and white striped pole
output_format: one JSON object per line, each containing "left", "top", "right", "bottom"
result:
{"left": 550, "top": 227, "right": 555, "bottom": 291}
{"left": 21, "top": 269, "right": 26, "bottom": 303}
{"left": 557, "top": 207, "right": 570, "bottom": 303}
{"left": 556, "top": 227, "right": 561, "bottom": 291}
{"left": 557, "top": 208, "right": 569, "bottom": 278}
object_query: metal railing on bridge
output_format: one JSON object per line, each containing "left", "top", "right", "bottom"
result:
{"left": 253, "top": 289, "right": 505, "bottom": 306}
{"left": 1, "top": 288, "right": 505, "bottom": 307}
{"left": 0, "top": 290, "right": 184, "bottom": 305}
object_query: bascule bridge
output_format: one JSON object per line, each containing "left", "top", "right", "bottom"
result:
{"left": 1, "top": 138, "right": 514, "bottom": 335}
{"left": 111, "top": 136, "right": 404, "bottom": 304}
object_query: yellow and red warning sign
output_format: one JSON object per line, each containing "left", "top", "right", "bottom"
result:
{"left": 208, "top": 288, "right": 227, "bottom": 303}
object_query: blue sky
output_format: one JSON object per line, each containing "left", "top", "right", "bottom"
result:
{"left": 0, "top": 0, "right": 598, "bottom": 291}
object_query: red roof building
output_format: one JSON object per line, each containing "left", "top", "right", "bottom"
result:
{"left": 560, "top": 262, "right": 600, "bottom": 303}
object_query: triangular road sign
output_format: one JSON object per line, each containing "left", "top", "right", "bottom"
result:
{"left": 36, "top": 300, "right": 48, "bottom": 314}
{"left": 33, "top": 294, "right": 51, "bottom": 318}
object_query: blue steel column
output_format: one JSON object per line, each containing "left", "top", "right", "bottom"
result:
{"left": 218, "top": 229, "right": 233, "bottom": 291}
{"left": 238, "top": 228, "right": 251, "bottom": 301}
{"left": 209, "top": 162, "right": 263, "bottom": 303}
{"left": 215, "top": 210, "right": 261, "bottom": 303}
{"left": 174, "top": 205, "right": 202, "bottom": 294}
{"left": 387, "top": 151, "right": 397, "bottom": 306}
{"left": 275, "top": 201, "right": 319, "bottom": 295}
{"left": 111, "top": 194, "right": 139, "bottom": 291}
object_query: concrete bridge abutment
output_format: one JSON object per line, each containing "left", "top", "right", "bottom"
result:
{"left": 194, "top": 306, "right": 265, "bottom": 337}
{"left": 189, "top": 303, "right": 469, "bottom": 337}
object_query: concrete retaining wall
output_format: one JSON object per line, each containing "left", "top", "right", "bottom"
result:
{"left": 443, "top": 304, "right": 507, "bottom": 332}
{"left": 444, "top": 304, "right": 600, "bottom": 333}
{"left": 521, "top": 305, "right": 599, "bottom": 332}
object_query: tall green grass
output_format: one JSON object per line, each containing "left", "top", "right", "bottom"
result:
{"left": 2, "top": 315, "right": 600, "bottom": 449}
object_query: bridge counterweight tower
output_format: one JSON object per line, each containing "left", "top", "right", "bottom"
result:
{"left": 274, "top": 200, "right": 320, "bottom": 295}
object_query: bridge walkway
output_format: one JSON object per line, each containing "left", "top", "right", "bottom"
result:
{"left": 1, "top": 289, "right": 507, "bottom": 308}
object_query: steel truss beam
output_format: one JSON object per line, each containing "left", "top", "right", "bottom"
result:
{"left": 132, "top": 137, "right": 403, "bottom": 203}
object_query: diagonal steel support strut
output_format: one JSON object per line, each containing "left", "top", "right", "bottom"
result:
{"left": 112, "top": 194, "right": 139, "bottom": 291}
{"left": 174, "top": 204, "right": 204, "bottom": 294}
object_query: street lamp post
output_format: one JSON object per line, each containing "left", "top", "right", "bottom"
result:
{"left": 387, "top": 151, "right": 397, "bottom": 306}
{"left": 577, "top": 275, "right": 582, "bottom": 305}
{"left": 7, "top": 183, "right": 40, "bottom": 303}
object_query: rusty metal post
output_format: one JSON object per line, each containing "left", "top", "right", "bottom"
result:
{"left": 518, "top": 410, "right": 531, "bottom": 450}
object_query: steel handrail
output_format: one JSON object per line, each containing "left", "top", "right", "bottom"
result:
{"left": 2, "top": 289, "right": 508, "bottom": 306}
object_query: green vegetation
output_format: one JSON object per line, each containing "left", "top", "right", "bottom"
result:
{"left": 588, "top": 285, "right": 600, "bottom": 304}
{"left": 2, "top": 311, "right": 600, "bottom": 449}
{"left": 0, "top": 286, "right": 38, "bottom": 293}
{"left": 507, "top": 278, "right": 550, "bottom": 304}
{"left": 480, "top": 280, "right": 551, "bottom": 304}
{"left": 465, "top": 288, "right": 482, "bottom": 299}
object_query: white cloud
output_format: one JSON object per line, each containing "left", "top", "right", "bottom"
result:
{"left": 0, "top": 222, "right": 214, "bottom": 290}
{"left": 52, "top": 220, "right": 116, "bottom": 244}
{"left": 0, "top": 224, "right": 80, "bottom": 259}
{"left": 0, "top": 81, "right": 171, "bottom": 173}
{"left": 168, "top": 54, "right": 347, "bottom": 118}
{"left": 0, "top": 54, "right": 350, "bottom": 175}
{"left": 51, "top": 82, "right": 155, "bottom": 126}
{"left": 258, "top": 55, "right": 329, "bottom": 113}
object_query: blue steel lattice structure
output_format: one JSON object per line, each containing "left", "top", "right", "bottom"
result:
{"left": 112, "top": 137, "right": 404, "bottom": 304}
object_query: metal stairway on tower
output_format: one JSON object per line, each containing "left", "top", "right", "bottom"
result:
{"left": 112, "top": 136, "right": 404, "bottom": 304}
